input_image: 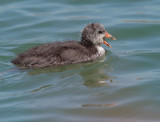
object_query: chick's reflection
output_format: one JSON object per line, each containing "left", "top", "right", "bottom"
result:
{"left": 80, "top": 65, "right": 114, "bottom": 87}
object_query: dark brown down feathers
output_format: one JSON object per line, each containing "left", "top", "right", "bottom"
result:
{"left": 12, "top": 41, "right": 99, "bottom": 68}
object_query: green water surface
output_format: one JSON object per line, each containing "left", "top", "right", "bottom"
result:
{"left": 0, "top": 0, "right": 160, "bottom": 122}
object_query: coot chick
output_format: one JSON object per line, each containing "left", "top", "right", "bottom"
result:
{"left": 12, "top": 23, "right": 116, "bottom": 68}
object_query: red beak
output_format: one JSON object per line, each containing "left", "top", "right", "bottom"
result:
{"left": 103, "top": 32, "right": 116, "bottom": 48}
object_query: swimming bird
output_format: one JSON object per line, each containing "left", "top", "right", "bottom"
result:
{"left": 12, "top": 23, "right": 116, "bottom": 68}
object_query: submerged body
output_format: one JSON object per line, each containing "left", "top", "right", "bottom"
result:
{"left": 12, "top": 41, "right": 105, "bottom": 68}
{"left": 12, "top": 23, "right": 116, "bottom": 68}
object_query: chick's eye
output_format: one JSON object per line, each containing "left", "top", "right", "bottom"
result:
{"left": 98, "top": 31, "right": 103, "bottom": 34}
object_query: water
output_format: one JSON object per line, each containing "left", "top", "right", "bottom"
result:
{"left": 0, "top": 0, "right": 160, "bottom": 121}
